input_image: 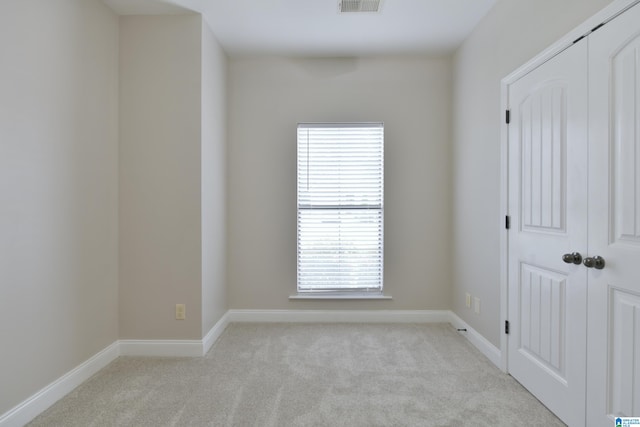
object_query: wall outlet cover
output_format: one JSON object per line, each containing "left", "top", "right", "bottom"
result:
{"left": 175, "top": 304, "right": 186, "bottom": 320}
{"left": 473, "top": 297, "right": 480, "bottom": 314}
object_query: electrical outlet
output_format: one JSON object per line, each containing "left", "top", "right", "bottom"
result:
{"left": 175, "top": 304, "right": 186, "bottom": 320}
{"left": 465, "top": 293, "right": 471, "bottom": 308}
{"left": 473, "top": 297, "right": 481, "bottom": 314}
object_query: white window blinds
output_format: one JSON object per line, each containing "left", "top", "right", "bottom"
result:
{"left": 297, "top": 123, "right": 384, "bottom": 293}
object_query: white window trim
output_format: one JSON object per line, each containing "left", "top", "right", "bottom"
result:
{"left": 289, "top": 293, "right": 392, "bottom": 300}
{"left": 295, "top": 122, "right": 386, "bottom": 297}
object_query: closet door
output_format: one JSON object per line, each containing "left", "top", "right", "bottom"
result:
{"left": 507, "top": 41, "right": 588, "bottom": 427}
{"left": 587, "top": 3, "right": 640, "bottom": 425}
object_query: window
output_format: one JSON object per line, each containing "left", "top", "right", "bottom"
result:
{"left": 297, "top": 123, "right": 384, "bottom": 293}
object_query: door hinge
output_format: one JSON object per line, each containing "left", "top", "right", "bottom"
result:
{"left": 505, "top": 320, "right": 510, "bottom": 335}
{"left": 505, "top": 215, "right": 511, "bottom": 230}
{"left": 505, "top": 109, "right": 510, "bottom": 124}
{"left": 573, "top": 22, "right": 605, "bottom": 45}
{"left": 573, "top": 34, "right": 586, "bottom": 44}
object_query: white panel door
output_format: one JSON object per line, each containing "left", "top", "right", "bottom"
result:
{"left": 587, "top": 3, "right": 640, "bottom": 425}
{"left": 508, "top": 41, "right": 588, "bottom": 426}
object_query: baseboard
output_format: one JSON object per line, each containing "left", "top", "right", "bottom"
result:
{"left": 448, "top": 312, "right": 502, "bottom": 369}
{"left": 227, "top": 309, "right": 452, "bottom": 323}
{"left": 202, "top": 312, "right": 230, "bottom": 355}
{"left": 0, "top": 341, "right": 119, "bottom": 427}
{"left": 120, "top": 313, "right": 231, "bottom": 357}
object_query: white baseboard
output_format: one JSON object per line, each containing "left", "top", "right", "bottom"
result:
{"left": 0, "top": 342, "right": 119, "bottom": 427}
{"left": 120, "top": 313, "right": 231, "bottom": 357}
{"left": 203, "top": 312, "right": 230, "bottom": 355}
{"left": 448, "top": 312, "right": 502, "bottom": 369}
{"left": 227, "top": 309, "right": 452, "bottom": 323}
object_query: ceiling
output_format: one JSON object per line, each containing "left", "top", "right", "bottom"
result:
{"left": 102, "top": 0, "right": 497, "bottom": 56}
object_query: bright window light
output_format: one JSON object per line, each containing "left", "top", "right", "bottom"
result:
{"left": 297, "top": 123, "right": 384, "bottom": 293}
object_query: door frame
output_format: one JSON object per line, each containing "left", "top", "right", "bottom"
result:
{"left": 499, "top": 0, "right": 640, "bottom": 373}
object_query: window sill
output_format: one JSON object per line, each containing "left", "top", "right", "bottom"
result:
{"left": 289, "top": 293, "right": 392, "bottom": 300}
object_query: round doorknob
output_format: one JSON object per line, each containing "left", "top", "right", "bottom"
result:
{"left": 583, "top": 256, "right": 605, "bottom": 270}
{"left": 562, "top": 252, "right": 583, "bottom": 264}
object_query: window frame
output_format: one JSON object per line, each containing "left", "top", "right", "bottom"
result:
{"left": 296, "top": 122, "right": 384, "bottom": 295}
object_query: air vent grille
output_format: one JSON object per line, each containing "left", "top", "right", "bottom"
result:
{"left": 339, "top": 0, "right": 381, "bottom": 13}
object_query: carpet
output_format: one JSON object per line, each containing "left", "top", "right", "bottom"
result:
{"left": 28, "top": 323, "right": 565, "bottom": 426}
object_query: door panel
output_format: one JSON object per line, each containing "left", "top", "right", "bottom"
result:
{"left": 520, "top": 83, "right": 567, "bottom": 233}
{"left": 587, "top": 3, "right": 640, "bottom": 425}
{"left": 611, "top": 33, "right": 640, "bottom": 245}
{"left": 508, "top": 41, "right": 588, "bottom": 427}
{"left": 519, "top": 263, "right": 566, "bottom": 377}
{"left": 609, "top": 289, "right": 640, "bottom": 416}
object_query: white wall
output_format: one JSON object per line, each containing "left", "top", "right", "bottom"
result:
{"left": 451, "top": 0, "right": 614, "bottom": 346}
{"left": 201, "top": 20, "right": 228, "bottom": 334}
{"left": 0, "top": 0, "right": 119, "bottom": 415}
{"left": 227, "top": 56, "right": 452, "bottom": 310}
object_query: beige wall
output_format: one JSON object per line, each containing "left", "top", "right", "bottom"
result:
{"left": 119, "top": 14, "right": 228, "bottom": 340}
{"left": 0, "top": 0, "right": 119, "bottom": 414}
{"left": 227, "top": 56, "right": 452, "bottom": 310}
{"left": 201, "top": 20, "right": 228, "bottom": 334}
{"left": 451, "top": 0, "right": 614, "bottom": 347}
{"left": 119, "top": 14, "right": 203, "bottom": 340}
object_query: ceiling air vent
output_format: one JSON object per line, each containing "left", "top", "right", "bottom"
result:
{"left": 339, "top": 0, "right": 381, "bottom": 13}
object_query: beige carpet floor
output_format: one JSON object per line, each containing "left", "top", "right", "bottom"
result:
{"left": 28, "top": 323, "right": 565, "bottom": 426}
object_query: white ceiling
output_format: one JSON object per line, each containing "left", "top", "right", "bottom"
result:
{"left": 103, "top": 0, "right": 497, "bottom": 56}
